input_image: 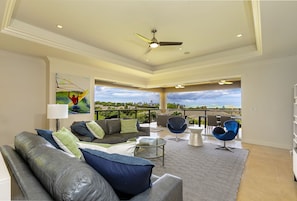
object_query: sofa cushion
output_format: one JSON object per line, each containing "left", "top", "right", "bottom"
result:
{"left": 77, "top": 141, "right": 136, "bottom": 156}
{"left": 14, "top": 132, "right": 120, "bottom": 201}
{"left": 35, "top": 129, "right": 61, "bottom": 149}
{"left": 106, "top": 119, "right": 121, "bottom": 134}
{"left": 81, "top": 149, "right": 154, "bottom": 199}
{"left": 52, "top": 127, "right": 81, "bottom": 158}
{"left": 120, "top": 119, "right": 138, "bottom": 133}
{"left": 70, "top": 121, "right": 95, "bottom": 140}
{"left": 86, "top": 121, "right": 105, "bottom": 139}
{"left": 95, "top": 120, "right": 109, "bottom": 135}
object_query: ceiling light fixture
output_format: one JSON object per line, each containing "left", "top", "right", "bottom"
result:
{"left": 149, "top": 42, "right": 159, "bottom": 48}
{"left": 56, "top": 24, "right": 63, "bottom": 29}
{"left": 218, "top": 80, "right": 233, "bottom": 85}
{"left": 175, "top": 84, "right": 185, "bottom": 89}
{"left": 236, "top": 34, "right": 243, "bottom": 38}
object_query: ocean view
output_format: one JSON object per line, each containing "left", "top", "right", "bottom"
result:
{"left": 95, "top": 86, "right": 241, "bottom": 108}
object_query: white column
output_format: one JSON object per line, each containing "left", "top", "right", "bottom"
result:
{"left": 159, "top": 89, "right": 167, "bottom": 113}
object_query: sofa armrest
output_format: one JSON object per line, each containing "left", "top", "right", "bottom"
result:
{"left": 128, "top": 173, "right": 183, "bottom": 201}
{"left": 138, "top": 126, "right": 150, "bottom": 136}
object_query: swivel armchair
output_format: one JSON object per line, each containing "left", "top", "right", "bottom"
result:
{"left": 167, "top": 116, "right": 187, "bottom": 141}
{"left": 212, "top": 120, "right": 239, "bottom": 152}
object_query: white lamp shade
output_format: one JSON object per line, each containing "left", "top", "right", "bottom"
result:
{"left": 47, "top": 104, "right": 68, "bottom": 119}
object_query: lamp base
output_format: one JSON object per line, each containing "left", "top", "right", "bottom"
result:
{"left": 56, "top": 119, "right": 60, "bottom": 131}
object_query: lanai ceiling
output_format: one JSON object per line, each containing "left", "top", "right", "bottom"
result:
{"left": 0, "top": 0, "right": 297, "bottom": 88}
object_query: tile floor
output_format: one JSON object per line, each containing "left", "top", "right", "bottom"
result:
{"left": 147, "top": 123, "right": 297, "bottom": 201}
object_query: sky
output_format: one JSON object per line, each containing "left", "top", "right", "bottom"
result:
{"left": 95, "top": 86, "right": 241, "bottom": 108}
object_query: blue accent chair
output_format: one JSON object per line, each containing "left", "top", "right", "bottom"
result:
{"left": 212, "top": 120, "right": 240, "bottom": 151}
{"left": 167, "top": 116, "right": 187, "bottom": 141}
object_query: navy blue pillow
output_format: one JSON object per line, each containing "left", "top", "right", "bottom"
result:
{"left": 81, "top": 149, "right": 154, "bottom": 199}
{"left": 213, "top": 127, "right": 226, "bottom": 134}
{"left": 35, "top": 129, "right": 61, "bottom": 149}
{"left": 71, "top": 121, "right": 95, "bottom": 141}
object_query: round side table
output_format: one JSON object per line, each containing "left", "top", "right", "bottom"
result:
{"left": 188, "top": 126, "right": 204, "bottom": 146}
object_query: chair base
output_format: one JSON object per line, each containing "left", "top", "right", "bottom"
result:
{"left": 215, "top": 146, "right": 235, "bottom": 152}
{"left": 216, "top": 141, "right": 235, "bottom": 152}
{"left": 167, "top": 136, "right": 185, "bottom": 142}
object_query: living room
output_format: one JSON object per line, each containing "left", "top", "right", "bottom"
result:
{"left": 1, "top": 0, "right": 297, "bottom": 200}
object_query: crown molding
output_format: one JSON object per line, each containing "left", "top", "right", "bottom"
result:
{"left": 2, "top": 18, "right": 153, "bottom": 74}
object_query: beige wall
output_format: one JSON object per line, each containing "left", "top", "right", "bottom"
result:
{"left": 1, "top": 49, "right": 297, "bottom": 149}
{"left": 0, "top": 50, "right": 47, "bottom": 146}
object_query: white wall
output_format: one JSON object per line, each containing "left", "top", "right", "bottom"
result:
{"left": 47, "top": 57, "right": 96, "bottom": 130}
{"left": 0, "top": 50, "right": 47, "bottom": 146}
{"left": 241, "top": 55, "right": 297, "bottom": 149}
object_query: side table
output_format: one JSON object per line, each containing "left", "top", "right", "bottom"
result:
{"left": 188, "top": 126, "right": 203, "bottom": 146}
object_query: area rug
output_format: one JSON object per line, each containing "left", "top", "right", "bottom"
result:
{"left": 151, "top": 139, "right": 249, "bottom": 201}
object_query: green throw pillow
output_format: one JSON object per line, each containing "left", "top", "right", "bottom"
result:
{"left": 52, "top": 127, "right": 81, "bottom": 158}
{"left": 120, "top": 119, "right": 138, "bottom": 133}
{"left": 86, "top": 121, "right": 105, "bottom": 139}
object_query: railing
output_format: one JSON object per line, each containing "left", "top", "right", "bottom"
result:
{"left": 94, "top": 108, "right": 241, "bottom": 125}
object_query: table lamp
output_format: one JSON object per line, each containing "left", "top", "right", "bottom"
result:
{"left": 47, "top": 104, "right": 68, "bottom": 131}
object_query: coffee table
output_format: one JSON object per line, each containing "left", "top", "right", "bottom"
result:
{"left": 134, "top": 137, "right": 166, "bottom": 166}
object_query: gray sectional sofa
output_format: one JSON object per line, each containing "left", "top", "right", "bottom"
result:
{"left": 71, "top": 118, "right": 150, "bottom": 144}
{"left": 1, "top": 132, "right": 183, "bottom": 201}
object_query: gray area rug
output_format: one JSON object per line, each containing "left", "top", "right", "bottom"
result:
{"left": 151, "top": 139, "right": 249, "bottom": 201}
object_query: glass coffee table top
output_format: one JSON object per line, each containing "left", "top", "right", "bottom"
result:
{"left": 134, "top": 137, "right": 166, "bottom": 166}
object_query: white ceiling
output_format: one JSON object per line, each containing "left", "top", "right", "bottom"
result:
{"left": 0, "top": 0, "right": 297, "bottom": 88}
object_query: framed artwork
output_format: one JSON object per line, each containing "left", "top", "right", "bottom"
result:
{"left": 56, "top": 73, "right": 90, "bottom": 114}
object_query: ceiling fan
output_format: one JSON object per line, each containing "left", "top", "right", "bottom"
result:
{"left": 218, "top": 80, "right": 233, "bottom": 85}
{"left": 136, "top": 29, "right": 183, "bottom": 52}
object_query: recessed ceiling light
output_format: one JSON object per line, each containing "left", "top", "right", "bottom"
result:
{"left": 56, "top": 24, "right": 63, "bottom": 29}
{"left": 236, "top": 34, "right": 243, "bottom": 38}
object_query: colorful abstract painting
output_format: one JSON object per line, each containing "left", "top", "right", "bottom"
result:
{"left": 56, "top": 73, "right": 90, "bottom": 114}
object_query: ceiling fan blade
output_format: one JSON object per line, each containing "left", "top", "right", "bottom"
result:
{"left": 224, "top": 81, "right": 233, "bottom": 85}
{"left": 144, "top": 47, "right": 152, "bottom": 54}
{"left": 136, "top": 33, "right": 152, "bottom": 43}
{"left": 159, "top": 41, "right": 183, "bottom": 46}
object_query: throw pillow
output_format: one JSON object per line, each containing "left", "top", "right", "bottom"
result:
{"left": 213, "top": 126, "right": 226, "bottom": 134}
{"left": 35, "top": 129, "right": 61, "bottom": 149}
{"left": 120, "top": 119, "right": 138, "bottom": 133}
{"left": 70, "top": 121, "right": 95, "bottom": 141}
{"left": 86, "top": 121, "right": 105, "bottom": 139}
{"left": 81, "top": 149, "right": 154, "bottom": 199}
{"left": 52, "top": 127, "right": 81, "bottom": 158}
{"left": 77, "top": 141, "right": 136, "bottom": 156}
{"left": 106, "top": 119, "right": 121, "bottom": 134}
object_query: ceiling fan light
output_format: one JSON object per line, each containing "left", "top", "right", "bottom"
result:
{"left": 150, "top": 42, "right": 159, "bottom": 48}
{"left": 175, "top": 84, "right": 184, "bottom": 89}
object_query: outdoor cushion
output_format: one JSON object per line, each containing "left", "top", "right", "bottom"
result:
{"left": 81, "top": 149, "right": 154, "bottom": 199}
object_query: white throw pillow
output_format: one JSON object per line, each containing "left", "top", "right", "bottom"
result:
{"left": 77, "top": 141, "right": 136, "bottom": 156}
